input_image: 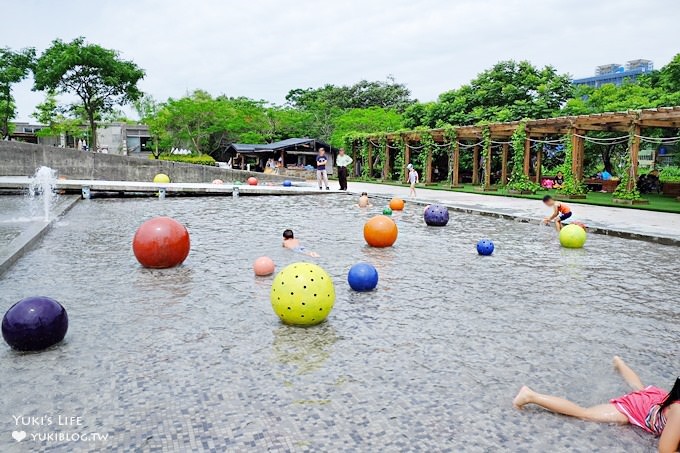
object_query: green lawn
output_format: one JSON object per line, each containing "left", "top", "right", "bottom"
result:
{"left": 349, "top": 179, "right": 680, "bottom": 214}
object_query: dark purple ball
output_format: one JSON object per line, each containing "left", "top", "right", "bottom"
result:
{"left": 2, "top": 296, "right": 68, "bottom": 351}
{"left": 424, "top": 204, "right": 450, "bottom": 226}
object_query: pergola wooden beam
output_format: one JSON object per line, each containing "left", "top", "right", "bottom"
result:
{"left": 370, "top": 107, "right": 680, "bottom": 143}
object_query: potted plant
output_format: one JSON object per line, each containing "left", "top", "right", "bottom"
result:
{"left": 660, "top": 166, "right": 680, "bottom": 197}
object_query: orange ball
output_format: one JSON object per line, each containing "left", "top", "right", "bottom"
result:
{"left": 132, "top": 217, "right": 190, "bottom": 268}
{"left": 253, "top": 256, "right": 275, "bottom": 276}
{"left": 389, "top": 197, "right": 405, "bottom": 211}
{"left": 364, "top": 215, "right": 398, "bottom": 248}
{"left": 247, "top": 177, "right": 258, "bottom": 186}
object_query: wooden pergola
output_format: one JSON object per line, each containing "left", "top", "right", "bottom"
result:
{"left": 352, "top": 107, "right": 680, "bottom": 192}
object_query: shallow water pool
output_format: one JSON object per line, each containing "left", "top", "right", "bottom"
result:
{"left": 0, "top": 195, "right": 677, "bottom": 452}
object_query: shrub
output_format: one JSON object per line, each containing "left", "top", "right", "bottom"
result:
{"left": 659, "top": 166, "right": 680, "bottom": 183}
{"left": 151, "top": 154, "right": 216, "bottom": 166}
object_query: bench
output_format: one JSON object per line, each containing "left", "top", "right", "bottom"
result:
{"left": 585, "top": 178, "right": 620, "bottom": 193}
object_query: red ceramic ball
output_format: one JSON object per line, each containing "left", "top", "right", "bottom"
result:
{"left": 247, "top": 177, "right": 258, "bottom": 186}
{"left": 133, "top": 217, "right": 190, "bottom": 268}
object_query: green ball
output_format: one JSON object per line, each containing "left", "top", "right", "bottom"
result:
{"left": 270, "top": 262, "right": 335, "bottom": 326}
{"left": 382, "top": 207, "right": 393, "bottom": 216}
{"left": 559, "top": 224, "right": 587, "bottom": 248}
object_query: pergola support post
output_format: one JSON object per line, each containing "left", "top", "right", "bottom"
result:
{"left": 383, "top": 141, "right": 391, "bottom": 180}
{"left": 501, "top": 142, "right": 509, "bottom": 185}
{"left": 535, "top": 142, "right": 542, "bottom": 184}
{"left": 367, "top": 141, "right": 374, "bottom": 178}
{"left": 425, "top": 147, "right": 433, "bottom": 184}
{"left": 484, "top": 140, "right": 492, "bottom": 189}
{"left": 472, "top": 144, "right": 480, "bottom": 185}
{"left": 403, "top": 140, "right": 410, "bottom": 183}
{"left": 452, "top": 141, "right": 461, "bottom": 187}
{"left": 570, "top": 129, "right": 585, "bottom": 182}
{"left": 523, "top": 136, "right": 531, "bottom": 176}
{"left": 626, "top": 123, "right": 641, "bottom": 191}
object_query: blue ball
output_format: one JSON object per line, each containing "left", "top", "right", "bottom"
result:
{"left": 476, "top": 239, "right": 494, "bottom": 256}
{"left": 424, "top": 204, "right": 449, "bottom": 226}
{"left": 2, "top": 296, "right": 68, "bottom": 351}
{"left": 282, "top": 180, "right": 292, "bottom": 187}
{"left": 347, "top": 262, "right": 379, "bottom": 292}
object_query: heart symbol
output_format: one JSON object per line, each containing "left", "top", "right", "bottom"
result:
{"left": 12, "top": 431, "right": 26, "bottom": 442}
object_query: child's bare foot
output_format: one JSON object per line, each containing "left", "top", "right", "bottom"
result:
{"left": 513, "top": 385, "right": 533, "bottom": 409}
{"left": 613, "top": 355, "right": 623, "bottom": 370}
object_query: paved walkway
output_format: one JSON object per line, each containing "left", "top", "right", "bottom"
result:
{"left": 341, "top": 181, "right": 680, "bottom": 245}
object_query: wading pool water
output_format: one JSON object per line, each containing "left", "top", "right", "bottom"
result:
{"left": 0, "top": 195, "right": 677, "bottom": 452}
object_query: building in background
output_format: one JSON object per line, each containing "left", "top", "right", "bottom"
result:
{"left": 573, "top": 59, "right": 654, "bottom": 87}
{"left": 8, "top": 122, "right": 150, "bottom": 155}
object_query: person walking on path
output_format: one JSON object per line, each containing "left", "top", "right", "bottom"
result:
{"left": 336, "top": 148, "right": 353, "bottom": 191}
{"left": 316, "top": 148, "right": 330, "bottom": 190}
{"left": 407, "top": 163, "right": 419, "bottom": 198}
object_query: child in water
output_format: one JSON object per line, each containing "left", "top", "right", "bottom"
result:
{"left": 407, "top": 163, "right": 419, "bottom": 198}
{"left": 542, "top": 195, "right": 571, "bottom": 232}
{"left": 282, "top": 229, "right": 319, "bottom": 257}
{"left": 357, "top": 192, "right": 372, "bottom": 208}
{"left": 514, "top": 356, "right": 680, "bottom": 452}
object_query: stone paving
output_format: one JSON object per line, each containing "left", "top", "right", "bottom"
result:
{"left": 341, "top": 181, "right": 680, "bottom": 244}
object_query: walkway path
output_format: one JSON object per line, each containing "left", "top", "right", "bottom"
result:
{"left": 344, "top": 181, "right": 680, "bottom": 245}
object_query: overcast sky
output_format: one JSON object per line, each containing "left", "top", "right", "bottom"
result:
{"left": 3, "top": 0, "right": 680, "bottom": 122}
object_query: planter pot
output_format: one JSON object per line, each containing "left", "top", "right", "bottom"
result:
{"left": 508, "top": 189, "right": 533, "bottom": 195}
{"left": 474, "top": 186, "right": 497, "bottom": 192}
{"left": 662, "top": 181, "right": 680, "bottom": 197}
{"left": 449, "top": 184, "right": 465, "bottom": 189}
{"left": 613, "top": 198, "right": 650, "bottom": 205}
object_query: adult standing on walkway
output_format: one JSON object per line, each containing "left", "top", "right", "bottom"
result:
{"left": 336, "top": 148, "right": 353, "bottom": 191}
{"left": 316, "top": 147, "right": 330, "bottom": 190}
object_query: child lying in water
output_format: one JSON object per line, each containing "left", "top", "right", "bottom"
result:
{"left": 282, "top": 229, "right": 319, "bottom": 257}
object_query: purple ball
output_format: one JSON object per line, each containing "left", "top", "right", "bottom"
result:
{"left": 424, "top": 204, "right": 449, "bottom": 226}
{"left": 2, "top": 296, "right": 68, "bottom": 351}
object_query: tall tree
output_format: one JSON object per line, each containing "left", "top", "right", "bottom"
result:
{"left": 330, "top": 107, "right": 403, "bottom": 148}
{"left": 286, "top": 76, "right": 414, "bottom": 112}
{"left": 0, "top": 47, "right": 35, "bottom": 138}
{"left": 32, "top": 89, "right": 86, "bottom": 143}
{"left": 405, "top": 60, "right": 573, "bottom": 128}
{"left": 33, "top": 37, "right": 144, "bottom": 150}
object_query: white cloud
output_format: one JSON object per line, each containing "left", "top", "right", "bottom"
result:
{"left": 3, "top": 0, "right": 679, "bottom": 121}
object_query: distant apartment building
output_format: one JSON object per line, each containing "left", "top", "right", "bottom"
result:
{"left": 9, "top": 122, "right": 151, "bottom": 155}
{"left": 573, "top": 59, "right": 654, "bottom": 88}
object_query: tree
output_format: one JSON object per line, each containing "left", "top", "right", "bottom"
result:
{"left": 330, "top": 107, "right": 403, "bottom": 148}
{"left": 33, "top": 37, "right": 144, "bottom": 150}
{"left": 152, "top": 91, "right": 270, "bottom": 155}
{"left": 32, "top": 89, "right": 86, "bottom": 143}
{"left": 286, "top": 76, "right": 414, "bottom": 112}
{"left": 406, "top": 60, "right": 573, "bottom": 128}
{"left": 0, "top": 47, "right": 35, "bottom": 138}
{"left": 133, "top": 94, "right": 163, "bottom": 158}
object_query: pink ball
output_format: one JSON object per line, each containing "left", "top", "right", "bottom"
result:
{"left": 253, "top": 256, "right": 275, "bottom": 276}
{"left": 212, "top": 179, "right": 224, "bottom": 185}
{"left": 247, "top": 177, "right": 258, "bottom": 186}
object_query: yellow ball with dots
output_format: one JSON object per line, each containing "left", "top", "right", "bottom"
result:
{"left": 270, "top": 262, "right": 335, "bottom": 326}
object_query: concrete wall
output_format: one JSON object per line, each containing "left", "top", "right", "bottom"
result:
{"left": 0, "top": 141, "right": 302, "bottom": 183}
